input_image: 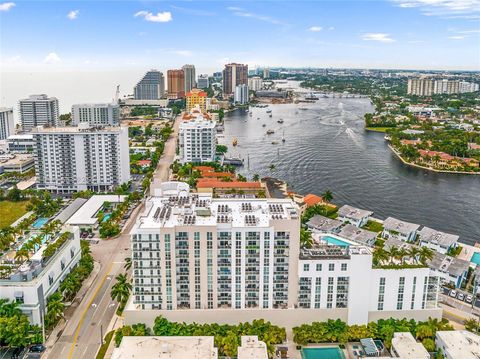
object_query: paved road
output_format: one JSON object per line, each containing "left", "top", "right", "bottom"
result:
{"left": 150, "top": 116, "right": 180, "bottom": 195}
{"left": 45, "top": 205, "right": 142, "bottom": 359}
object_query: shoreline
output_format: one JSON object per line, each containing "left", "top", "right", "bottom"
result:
{"left": 388, "top": 144, "right": 480, "bottom": 176}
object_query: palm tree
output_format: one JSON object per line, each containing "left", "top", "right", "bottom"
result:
{"left": 111, "top": 273, "right": 132, "bottom": 304}
{"left": 0, "top": 299, "right": 22, "bottom": 317}
{"left": 45, "top": 292, "right": 65, "bottom": 329}
{"left": 397, "top": 248, "right": 409, "bottom": 264}
{"left": 300, "top": 228, "right": 313, "bottom": 248}
{"left": 373, "top": 248, "right": 390, "bottom": 266}
{"left": 14, "top": 248, "right": 29, "bottom": 263}
{"left": 389, "top": 246, "right": 400, "bottom": 264}
{"left": 321, "top": 190, "right": 333, "bottom": 202}
{"left": 252, "top": 174, "right": 260, "bottom": 182}
{"left": 124, "top": 257, "right": 132, "bottom": 271}
{"left": 408, "top": 247, "right": 420, "bottom": 263}
{"left": 419, "top": 247, "right": 434, "bottom": 265}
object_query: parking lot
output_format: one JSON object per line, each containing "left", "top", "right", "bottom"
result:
{"left": 440, "top": 287, "right": 480, "bottom": 318}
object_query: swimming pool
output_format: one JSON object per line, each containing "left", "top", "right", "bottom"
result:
{"left": 322, "top": 235, "right": 352, "bottom": 247}
{"left": 301, "top": 347, "right": 346, "bottom": 359}
{"left": 102, "top": 214, "right": 112, "bottom": 223}
{"left": 471, "top": 252, "right": 480, "bottom": 265}
{"left": 32, "top": 217, "right": 49, "bottom": 229}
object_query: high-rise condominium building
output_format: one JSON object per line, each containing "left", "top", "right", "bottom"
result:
{"left": 186, "top": 89, "right": 207, "bottom": 113}
{"left": 134, "top": 70, "right": 165, "bottom": 100}
{"left": 19, "top": 94, "right": 59, "bottom": 131}
{"left": 0, "top": 108, "right": 15, "bottom": 140}
{"left": 31, "top": 123, "right": 130, "bottom": 193}
{"left": 408, "top": 78, "right": 479, "bottom": 96}
{"left": 178, "top": 115, "right": 216, "bottom": 163}
{"left": 167, "top": 70, "right": 185, "bottom": 99}
{"left": 223, "top": 63, "right": 248, "bottom": 95}
{"left": 248, "top": 76, "right": 263, "bottom": 92}
{"left": 407, "top": 78, "right": 435, "bottom": 96}
{"left": 263, "top": 68, "right": 270, "bottom": 79}
{"left": 197, "top": 74, "right": 209, "bottom": 89}
{"left": 71, "top": 103, "right": 120, "bottom": 126}
{"left": 234, "top": 84, "right": 249, "bottom": 104}
{"left": 125, "top": 183, "right": 441, "bottom": 328}
{"left": 182, "top": 64, "right": 196, "bottom": 94}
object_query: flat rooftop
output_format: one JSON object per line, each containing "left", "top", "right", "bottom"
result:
{"left": 391, "top": 332, "right": 429, "bottom": 359}
{"left": 428, "top": 252, "right": 470, "bottom": 277}
{"left": 133, "top": 194, "right": 299, "bottom": 231}
{"left": 111, "top": 336, "right": 218, "bottom": 359}
{"left": 30, "top": 124, "right": 124, "bottom": 133}
{"left": 418, "top": 226, "right": 459, "bottom": 248}
{"left": 299, "top": 244, "right": 371, "bottom": 260}
{"left": 436, "top": 330, "right": 480, "bottom": 359}
{"left": 67, "top": 195, "right": 126, "bottom": 226}
{"left": 383, "top": 217, "right": 420, "bottom": 235}
{"left": 338, "top": 204, "right": 373, "bottom": 220}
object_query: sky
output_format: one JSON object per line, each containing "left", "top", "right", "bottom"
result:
{"left": 1, "top": 0, "right": 479, "bottom": 72}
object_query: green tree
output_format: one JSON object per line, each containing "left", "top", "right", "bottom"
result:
{"left": 45, "top": 292, "right": 65, "bottom": 329}
{"left": 300, "top": 228, "right": 313, "bottom": 248}
{"left": 124, "top": 257, "right": 132, "bottom": 271}
{"left": 111, "top": 273, "right": 132, "bottom": 304}
{"left": 321, "top": 190, "right": 333, "bottom": 202}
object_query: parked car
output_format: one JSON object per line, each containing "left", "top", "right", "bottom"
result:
{"left": 457, "top": 293, "right": 465, "bottom": 301}
{"left": 449, "top": 290, "right": 457, "bottom": 298}
{"left": 29, "top": 345, "right": 45, "bottom": 353}
{"left": 466, "top": 294, "right": 473, "bottom": 303}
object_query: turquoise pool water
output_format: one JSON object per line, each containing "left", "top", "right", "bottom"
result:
{"left": 322, "top": 235, "right": 351, "bottom": 247}
{"left": 471, "top": 252, "right": 480, "bottom": 265}
{"left": 102, "top": 214, "right": 112, "bottom": 223}
{"left": 302, "top": 347, "right": 345, "bottom": 359}
{"left": 32, "top": 217, "right": 49, "bottom": 229}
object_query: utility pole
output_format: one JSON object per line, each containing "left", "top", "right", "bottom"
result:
{"left": 100, "top": 324, "right": 104, "bottom": 345}
{"left": 41, "top": 306, "right": 46, "bottom": 344}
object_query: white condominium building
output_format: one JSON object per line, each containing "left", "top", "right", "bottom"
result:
{"left": 31, "top": 123, "right": 130, "bottom": 193}
{"left": 0, "top": 227, "right": 81, "bottom": 325}
{"left": 197, "top": 74, "right": 209, "bottom": 89}
{"left": 407, "top": 78, "right": 435, "bottom": 96}
{"left": 182, "top": 64, "right": 196, "bottom": 93}
{"left": 408, "top": 78, "right": 479, "bottom": 96}
{"left": 248, "top": 76, "right": 263, "bottom": 92}
{"left": 71, "top": 103, "right": 120, "bottom": 126}
{"left": 130, "top": 182, "right": 300, "bottom": 311}
{"left": 0, "top": 107, "right": 15, "bottom": 140}
{"left": 234, "top": 84, "right": 249, "bottom": 104}
{"left": 178, "top": 115, "right": 216, "bottom": 163}
{"left": 19, "top": 94, "right": 59, "bottom": 131}
{"left": 125, "top": 183, "right": 441, "bottom": 328}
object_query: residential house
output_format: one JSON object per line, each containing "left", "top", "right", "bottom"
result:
{"left": 435, "top": 330, "right": 480, "bottom": 359}
{"left": 307, "top": 215, "right": 343, "bottom": 234}
{"left": 337, "top": 205, "right": 373, "bottom": 227}
{"left": 338, "top": 224, "right": 377, "bottom": 247}
{"left": 428, "top": 252, "right": 469, "bottom": 288}
{"left": 418, "top": 227, "right": 459, "bottom": 254}
{"left": 382, "top": 217, "right": 420, "bottom": 242}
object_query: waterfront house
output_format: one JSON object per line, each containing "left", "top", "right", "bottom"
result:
{"left": 418, "top": 227, "right": 459, "bottom": 255}
{"left": 307, "top": 215, "right": 343, "bottom": 234}
{"left": 382, "top": 217, "right": 420, "bottom": 242}
{"left": 428, "top": 252, "right": 469, "bottom": 288}
{"left": 338, "top": 224, "right": 377, "bottom": 247}
{"left": 417, "top": 149, "right": 479, "bottom": 169}
{"left": 383, "top": 238, "right": 416, "bottom": 252}
{"left": 337, "top": 205, "right": 373, "bottom": 227}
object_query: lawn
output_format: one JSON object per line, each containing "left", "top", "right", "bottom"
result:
{"left": 362, "top": 220, "right": 384, "bottom": 233}
{"left": 365, "top": 127, "right": 394, "bottom": 133}
{"left": 0, "top": 200, "right": 30, "bottom": 229}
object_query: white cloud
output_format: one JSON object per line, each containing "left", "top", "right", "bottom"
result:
{"left": 134, "top": 10, "right": 172, "bottom": 23}
{"left": 309, "top": 26, "right": 323, "bottom": 32}
{"left": 393, "top": 0, "right": 480, "bottom": 19}
{"left": 0, "top": 2, "right": 15, "bottom": 11}
{"left": 448, "top": 35, "right": 466, "bottom": 39}
{"left": 361, "top": 33, "right": 395, "bottom": 43}
{"left": 43, "top": 52, "right": 61, "bottom": 64}
{"left": 227, "top": 7, "right": 287, "bottom": 26}
{"left": 169, "top": 50, "right": 192, "bottom": 57}
{"left": 67, "top": 10, "right": 79, "bottom": 20}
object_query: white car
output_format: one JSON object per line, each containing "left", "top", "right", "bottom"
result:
{"left": 449, "top": 290, "right": 457, "bottom": 298}
{"left": 466, "top": 294, "right": 473, "bottom": 303}
{"left": 457, "top": 293, "right": 465, "bottom": 301}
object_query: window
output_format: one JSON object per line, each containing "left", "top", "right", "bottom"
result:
{"left": 329, "top": 263, "right": 335, "bottom": 271}
{"left": 316, "top": 263, "right": 322, "bottom": 272}
{"left": 341, "top": 263, "right": 347, "bottom": 271}
{"left": 303, "top": 264, "right": 310, "bottom": 272}
{"left": 378, "top": 277, "right": 386, "bottom": 311}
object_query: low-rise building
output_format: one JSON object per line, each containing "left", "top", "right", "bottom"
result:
{"left": 307, "top": 215, "right": 343, "bottom": 234}
{"left": 337, "top": 205, "right": 373, "bottom": 227}
{"left": 0, "top": 227, "right": 81, "bottom": 325}
{"left": 66, "top": 194, "right": 126, "bottom": 229}
{"left": 338, "top": 224, "right": 377, "bottom": 247}
{"left": 238, "top": 336, "right": 268, "bottom": 359}
{"left": 435, "top": 330, "right": 480, "bottom": 359}
{"left": 382, "top": 217, "right": 420, "bottom": 242}
{"left": 428, "top": 252, "right": 469, "bottom": 288}
{"left": 0, "top": 153, "right": 35, "bottom": 173}
{"left": 112, "top": 336, "right": 218, "bottom": 359}
{"left": 7, "top": 134, "right": 34, "bottom": 153}
{"left": 418, "top": 227, "right": 459, "bottom": 254}
{"left": 391, "top": 332, "right": 429, "bottom": 358}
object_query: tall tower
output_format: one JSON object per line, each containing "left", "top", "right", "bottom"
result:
{"left": 167, "top": 70, "right": 185, "bottom": 99}
{"left": 19, "top": 94, "right": 59, "bottom": 131}
{"left": 182, "top": 64, "right": 196, "bottom": 93}
{"left": 134, "top": 70, "right": 165, "bottom": 100}
{"left": 222, "top": 63, "right": 248, "bottom": 96}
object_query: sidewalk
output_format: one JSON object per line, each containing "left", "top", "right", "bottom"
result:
{"left": 95, "top": 312, "right": 125, "bottom": 359}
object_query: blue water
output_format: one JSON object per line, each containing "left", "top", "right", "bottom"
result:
{"left": 102, "top": 214, "right": 112, "bottom": 223}
{"left": 323, "top": 236, "right": 351, "bottom": 247}
{"left": 471, "top": 252, "right": 480, "bottom": 265}
{"left": 302, "top": 347, "right": 345, "bottom": 359}
{"left": 32, "top": 217, "right": 49, "bottom": 229}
